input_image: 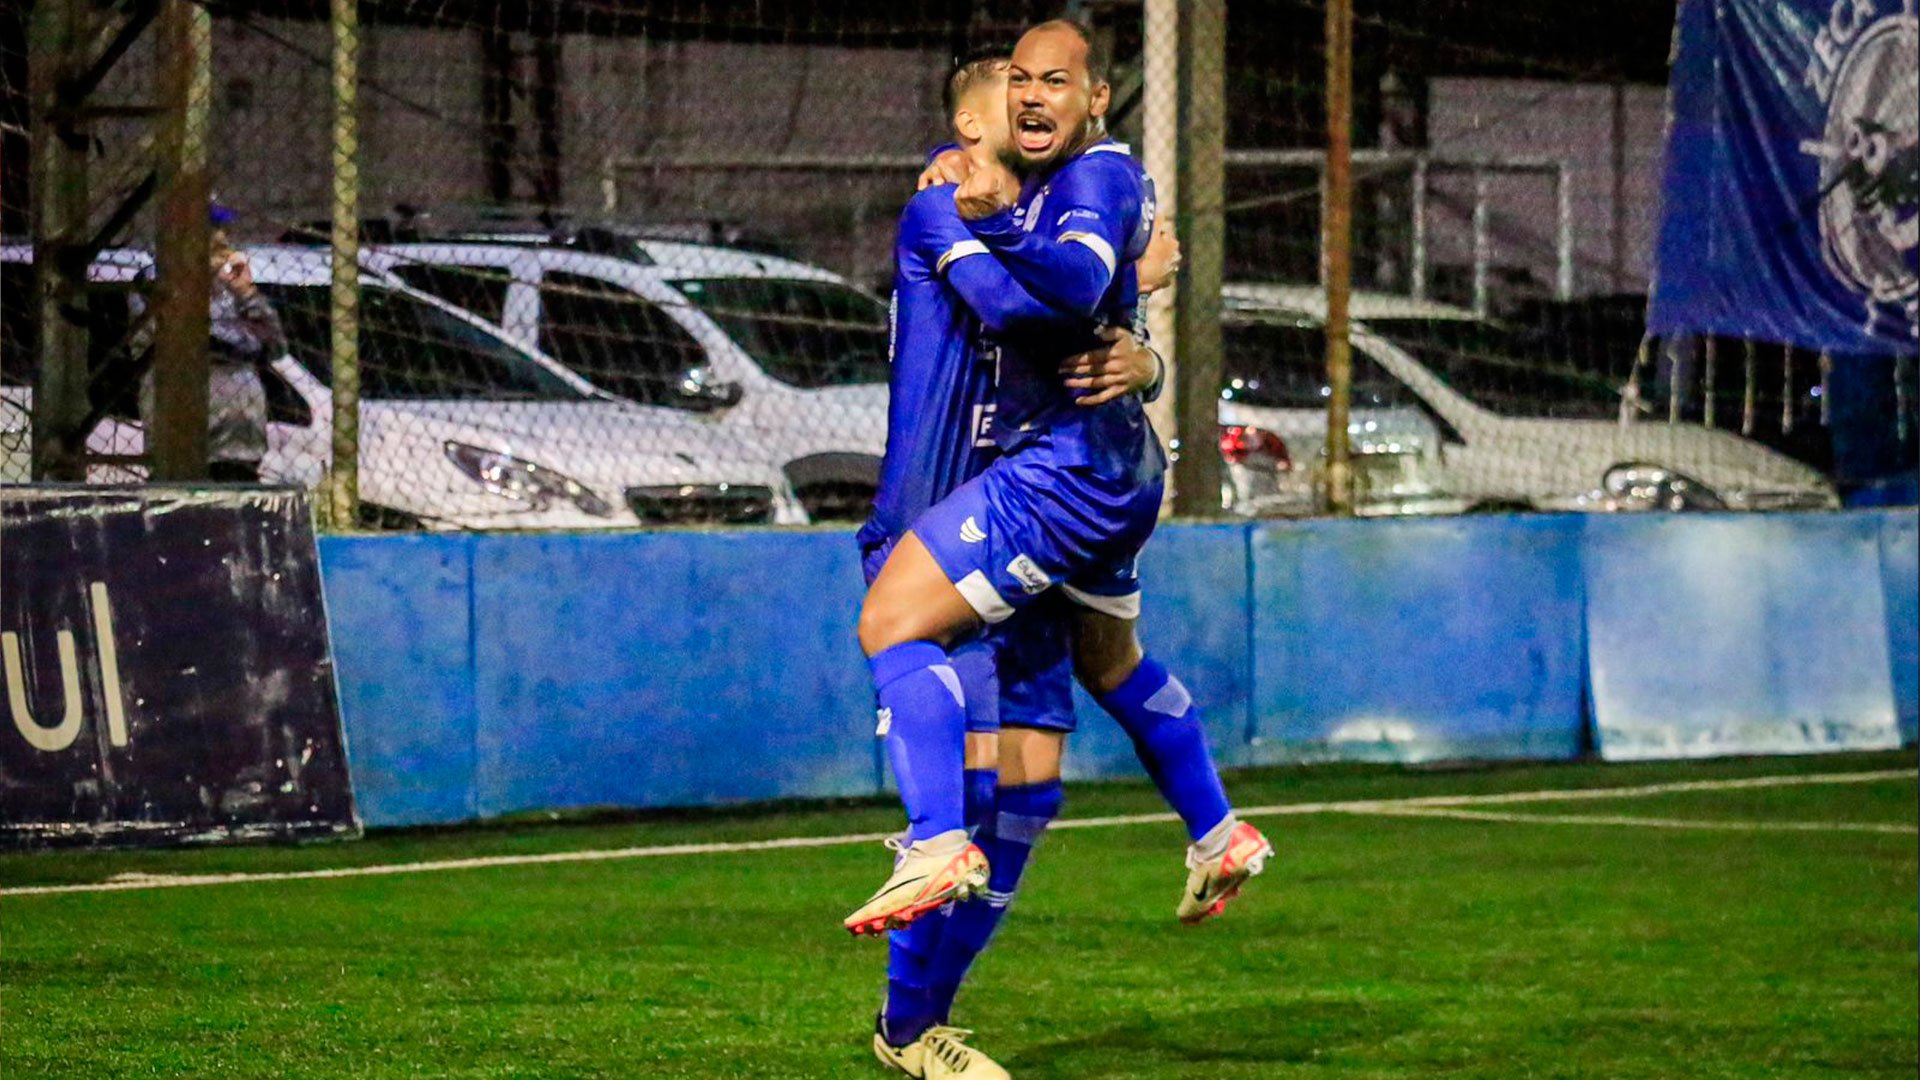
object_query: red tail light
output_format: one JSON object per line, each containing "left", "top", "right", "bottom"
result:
{"left": 1218, "top": 425, "right": 1291, "bottom": 469}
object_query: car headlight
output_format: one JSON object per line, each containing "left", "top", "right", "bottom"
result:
{"left": 1601, "top": 462, "right": 1726, "bottom": 512}
{"left": 443, "top": 441, "right": 614, "bottom": 517}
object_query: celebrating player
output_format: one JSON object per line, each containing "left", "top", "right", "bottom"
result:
{"left": 856, "top": 48, "right": 1171, "bottom": 1076}
{"left": 848, "top": 17, "right": 1270, "bottom": 951}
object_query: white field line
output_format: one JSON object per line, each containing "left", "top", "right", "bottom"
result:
{"left": 1353, "top": 806, "right": 1918, "bottom": 834}
{"left": 2, "top": 768, "right": 1912, "bottom": 899}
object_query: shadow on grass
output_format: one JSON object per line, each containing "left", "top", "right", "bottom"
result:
{"left": 1006, "top": 998, "right": 1420, "bottom": 1077}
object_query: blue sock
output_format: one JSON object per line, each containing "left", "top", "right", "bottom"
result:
{"left": 871, "top": 641, "right": 968, "bottom": 842}
{"left": 924, "top": 779, "right": 1064, "bottom": 1019}
{"left": 883, "top": 923, "right": 942, "bottom": 1046}
{"left": 882, "top": 770, "right": 996, "bottom": 1047}
{"left": 1097, "top": 655, "right": 1233, "bottom": 842}
{"left": 964, "top": 768, "right": 997, "bottom": 832}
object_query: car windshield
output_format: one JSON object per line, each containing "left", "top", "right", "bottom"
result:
{"left": 1365, "top": 317, "right": 1624, "bottom": 420}
{"left": 259, "top": 283, "right": 588, "bottom": 401}
{"left": 671, "top": 277, "right": 889, "bottom": 388}
{"left": 1221, "top": 319, "right": 1415, "bottom": 410}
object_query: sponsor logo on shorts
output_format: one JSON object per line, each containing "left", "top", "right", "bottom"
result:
{"left": 970, "top": 402, "right": 996, "bottom": 448}
{"left": 1006, "top": 554, "right": 1052, "bottom": 595}
{"left": 959, "top": 517, "right": 986, "bottom": 544}
{"left": 875, "top": 707, "right": 892, "bottom": 737}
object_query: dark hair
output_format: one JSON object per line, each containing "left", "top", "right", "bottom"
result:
{"left": 1027, "top": 18, "right": 1109, "bottom": 86}
{"left": 943, "top": 45, "right": 1012, "bottom": 117}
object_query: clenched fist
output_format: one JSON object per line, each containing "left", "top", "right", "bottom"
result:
{"left": 954, "top": 150, "right": 1019, "bottom": 220}
{"left": 916, "top": 148, "right": 972, "bottom": 191}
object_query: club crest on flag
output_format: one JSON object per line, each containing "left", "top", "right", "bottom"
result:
{"left": 1799, "top": 1, "right": 1919, "bottom": 333}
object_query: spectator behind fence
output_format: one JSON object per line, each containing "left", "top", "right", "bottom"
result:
{"left": 139, "top": 201, "right": 285, "bottom": 482}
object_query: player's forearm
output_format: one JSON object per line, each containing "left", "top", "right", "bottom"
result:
{"left": 945, "top": 254, "right": 1094, "bottom": 337}
{"left": 963, "top": 209, "right": 1114, "bottom": 318}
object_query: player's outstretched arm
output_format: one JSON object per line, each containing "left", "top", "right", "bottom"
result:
{"left": 905, "top": 188, "right": 1093, "bottom": 337}
{"left": 944, "top": 247, "right": 1094, "bottom": 336}
{"left": 955, "top": 158, "right": 1128, "bottom": 318}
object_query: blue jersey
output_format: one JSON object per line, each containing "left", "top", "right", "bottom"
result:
{"left": 965, "top": 141, "right": 1163, "bottom": 482}
{"left": 859, "top": 186, "right": 1099, "bottom": 557}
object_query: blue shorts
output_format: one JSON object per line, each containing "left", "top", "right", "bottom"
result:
{"left": 860, "top": 532, "right": 1077, "bottom": 733}
{"left": 911, "top": 441, "right": 1163, "bottom": 625}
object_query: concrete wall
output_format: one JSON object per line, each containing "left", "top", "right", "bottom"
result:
{"left": 320, "top": 512, "right": 1917, "bottom": 828}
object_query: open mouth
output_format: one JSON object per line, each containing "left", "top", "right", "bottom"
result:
{"left": 1015, "top": 111, "right": 1057, "bottom": 155}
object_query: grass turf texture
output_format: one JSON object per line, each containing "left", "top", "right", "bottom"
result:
{"left": 3, "top": 751, "right": 1914, "bottom": 1078}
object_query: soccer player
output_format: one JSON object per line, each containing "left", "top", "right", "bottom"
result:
{"left": 858, "top": 51, "right": 1166, "bottom": 1077}
{"left": 850, "top": 18, "right": 1271, "bottom": 946}
{"left": 982, "top": 18, "right": 1276, "bottom": 927}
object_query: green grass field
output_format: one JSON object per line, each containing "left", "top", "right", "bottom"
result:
{"left": 4, "top": 751, "right": 1915, "bottom": 1078}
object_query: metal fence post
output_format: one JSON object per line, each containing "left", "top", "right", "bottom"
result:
{"left": 1322, "top": 0, "right": 1355, "bottom": 516}
{"left": 328, "top": 0, "right": 361, "bottom": 528}
{"left": 1170, "top": 0, "right": 1225, "bottom": 518}
{"left": 1141, "top": 0, "right": 1179, "bottom": 513}
{"left": 150, "top": 0, "right": 213, "bottom": 482}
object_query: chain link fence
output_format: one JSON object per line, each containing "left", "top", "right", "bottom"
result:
{"left": 2, "top": 0, "right": 1913, "bottom": 529}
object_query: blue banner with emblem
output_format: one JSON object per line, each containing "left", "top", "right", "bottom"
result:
{"left": 1649, "top": 0, "right": 1918, "bottom": 355}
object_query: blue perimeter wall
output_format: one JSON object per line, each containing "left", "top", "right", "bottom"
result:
{"left": 319, "top": 511, "right": 1919, "bottom": 828}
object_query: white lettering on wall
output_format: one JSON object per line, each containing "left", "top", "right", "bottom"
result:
{"left": 4, "top": 582, "right": 130, "bottom": 752}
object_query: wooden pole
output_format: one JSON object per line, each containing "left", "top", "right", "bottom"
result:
{"left": 1323, "top": 0, "right": 1355, "bottom": 515}
{"left": 1170, "top": 0, "right": 1225, "bottom": 517}
{"left": 149, "top": 0, "right": 213, "bottom": 481}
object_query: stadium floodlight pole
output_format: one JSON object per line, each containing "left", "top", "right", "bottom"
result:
{"left": 328, "top": 0, "right": 361, "bottom": 528}
{"left": 1170, "top": 0, "right": 1225, "bottom": 518}
{"left": 1142, "top": 0, "right": 1179, "bottom": 515}
{"left": 1322, "top": 0, "right": 1356, "bottom": 516}
{"left": 151, "top": 0, "right": 213, "bottom": 482}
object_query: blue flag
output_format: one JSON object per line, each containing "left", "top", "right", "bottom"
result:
{"left": 1649, "top": 0, "right": 1918, "bottom": 356}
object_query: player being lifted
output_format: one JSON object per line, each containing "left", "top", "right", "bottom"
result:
{"left": 849, "top": 24, "right": 1273, "bottom": 1060}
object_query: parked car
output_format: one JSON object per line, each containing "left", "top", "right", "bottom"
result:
{"left": 356, "top": 236, "right": 890, "bottom": 521}
{"left": 1, "top": 244, "right": 803, "bottom": 527}
{"left": 1217, "top": 284, "right": 1839, "bottom": 514}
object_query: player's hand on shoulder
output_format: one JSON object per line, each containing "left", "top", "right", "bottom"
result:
{"left": 1062, "top": 327, "right": 1158, "bottom": 407}
{"left": 954, "top": 147, "right": 1018, "bottom": 220}
{"left": 1138, "top": 216, "right": 1182, "bottom": 294}
{"left": 917, "top": 148, "right": 972, "bottom": 191}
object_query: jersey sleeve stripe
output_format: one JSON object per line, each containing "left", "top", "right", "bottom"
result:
{"left": 935, "top": 239, "right": 989, "bottom": 275}
{"left": 1059, "top": 231, "right": 1118, "bottom": 276}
